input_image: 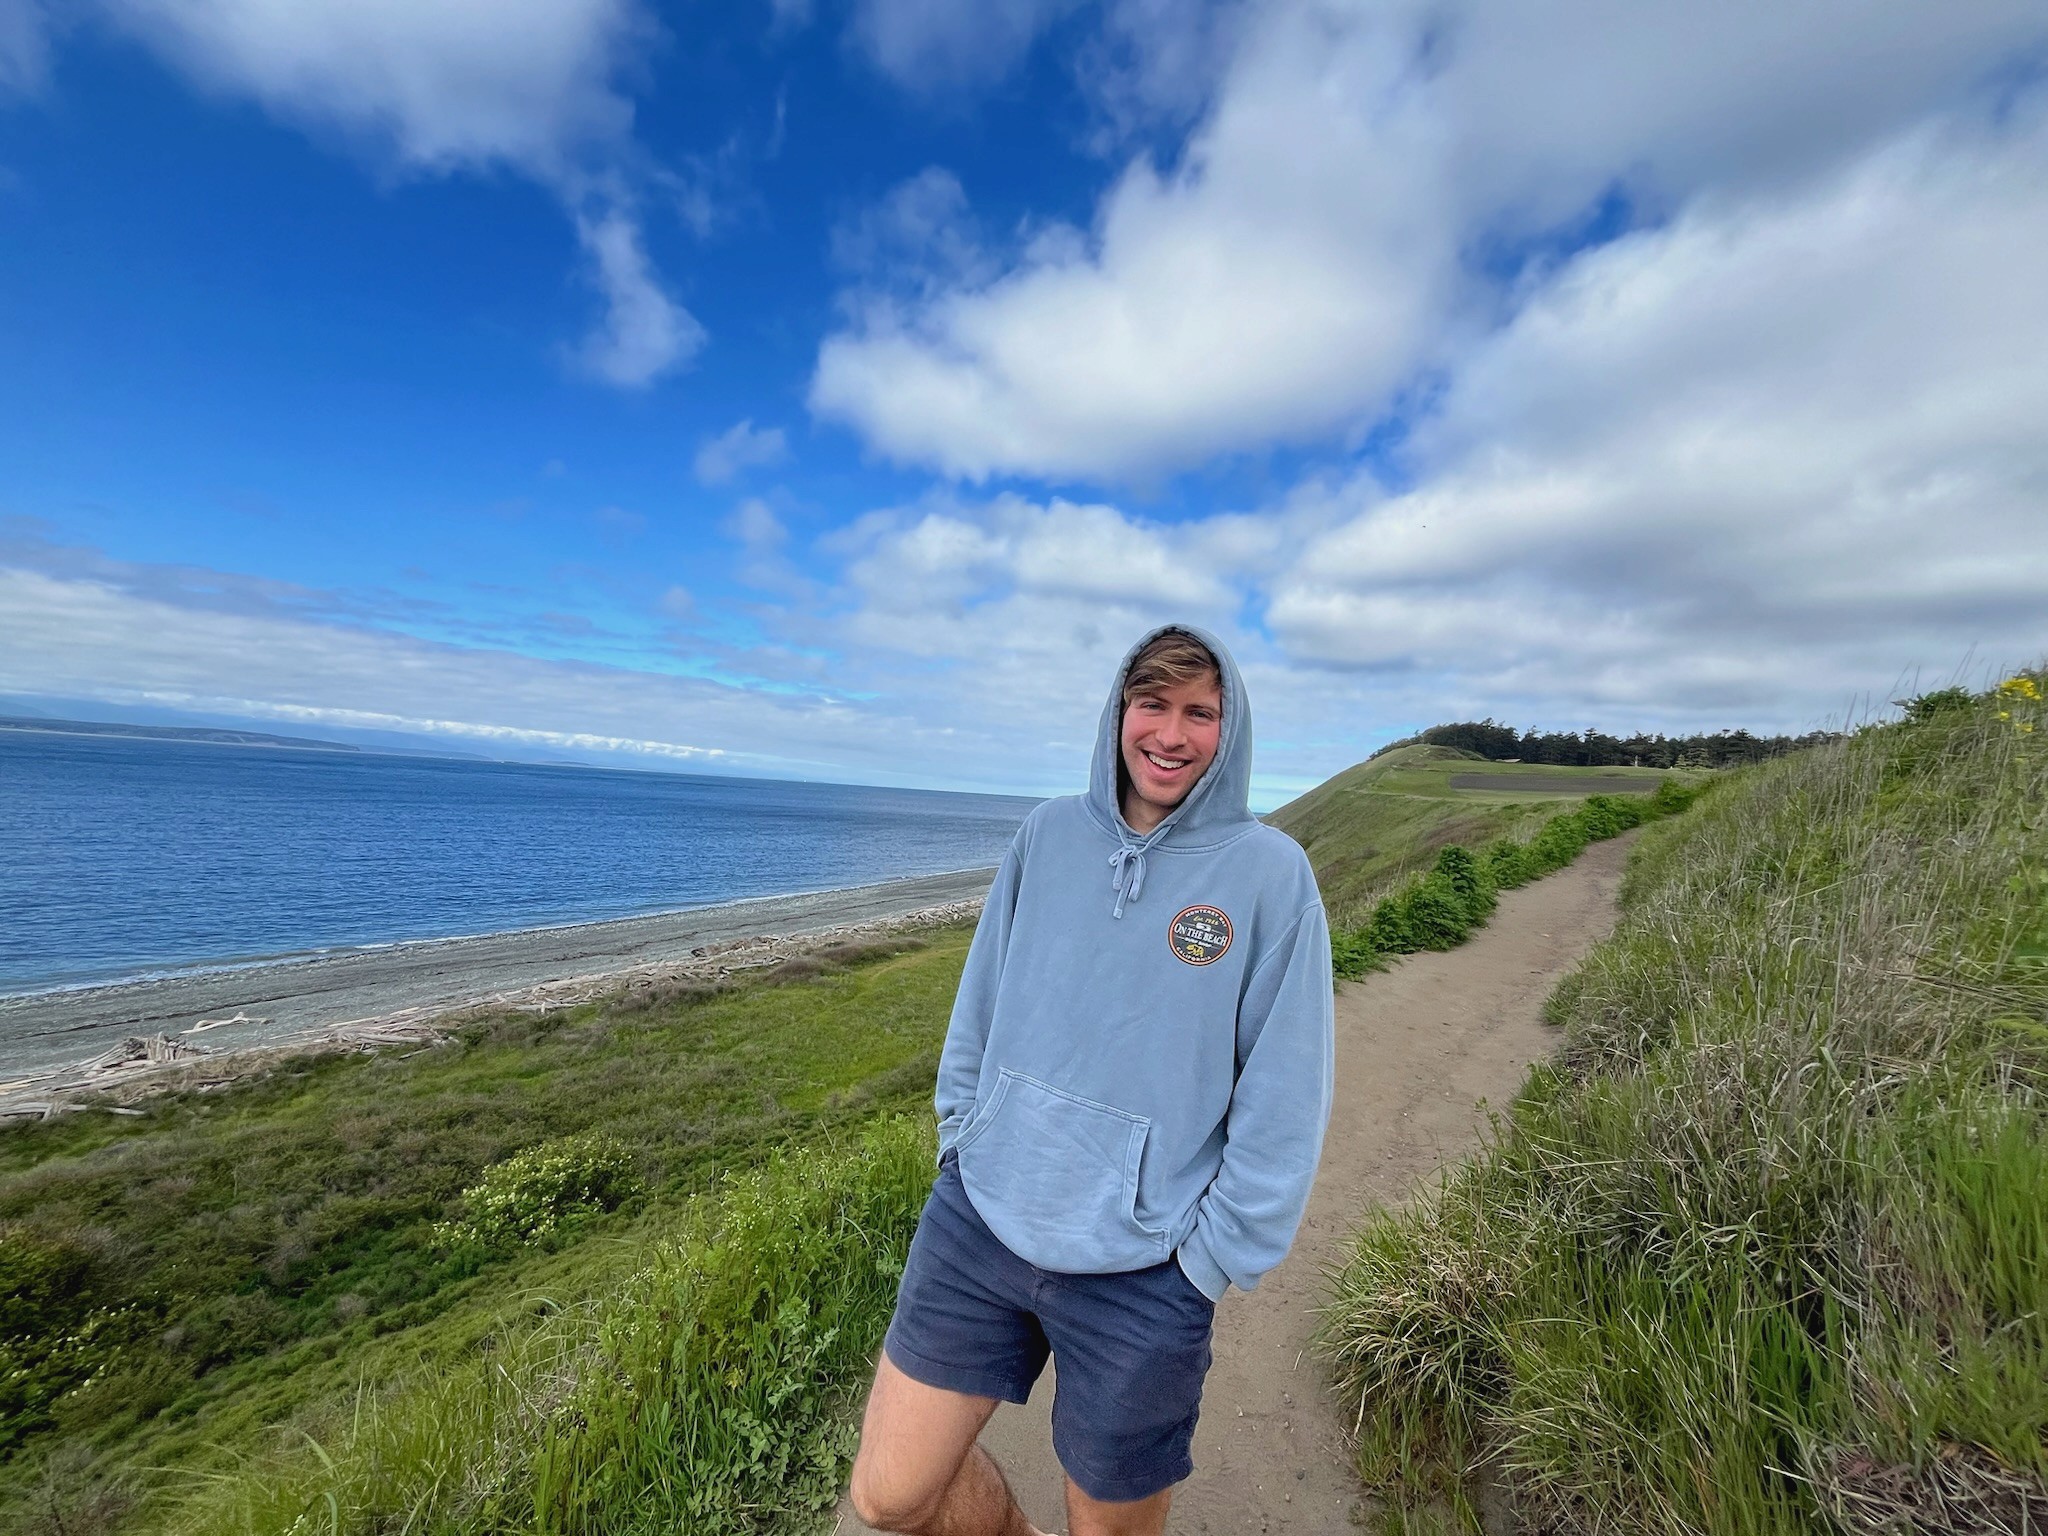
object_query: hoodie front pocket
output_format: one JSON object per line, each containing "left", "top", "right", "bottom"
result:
{"left": 956, "top": 1068, "right": 1169, "bottom": 1273}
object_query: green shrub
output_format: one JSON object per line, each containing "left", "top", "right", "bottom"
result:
{"left": 0, "top": 1227, "right": 133, "bottom": 1450}
{"left": 433, "top": 1132, "right": 640, "bottom": 1251}
{"left": 1900, "top": 684, "right": 1976, "bottom": 722}
{"left": 1321, "top": 672, "right": 2048, "bottom": 1534}
{"left": 1331, "top": 787, "right": 1699, "bottom": 980}
{"left": 1648, "top": 777, "right": 1697, "bottom": 816}
{"left": 1329, "top": 929, "right": 1384, "bottom": 980}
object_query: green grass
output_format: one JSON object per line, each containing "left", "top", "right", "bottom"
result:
{"left": 0, "top": 932, "right": 970, "bottom": 1533}
{"left": 1319, "top": 675, "right": 2048, "bottom": 1534}
{"left": 1269, "top": 745, "right": 1686, "bottom": 927}
{"left": 149, "top": 1117, "right": 936, "bottom": 1536}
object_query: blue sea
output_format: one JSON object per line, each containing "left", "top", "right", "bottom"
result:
{"left": 0, "top": 732, "right": 1039, "bottom": 995}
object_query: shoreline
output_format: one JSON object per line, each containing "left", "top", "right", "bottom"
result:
{"left": 2, "top": 865, "right": 1003, "bottom": 1004}
{"left": 0, "top": 867, "right": 995, "bottom": 1097}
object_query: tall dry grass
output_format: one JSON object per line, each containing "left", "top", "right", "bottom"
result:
{"left": 1322, "top": 677, "right": 2048, "bottom": 1535}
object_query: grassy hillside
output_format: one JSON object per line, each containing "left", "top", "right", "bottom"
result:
{"left": 0, "top": 932, "right": 971, "bottom": 1535}
{"left": 1321, "top": 675, "right": 2047, "bottom": 1534}
{"left": 145, "top": 1119, "right": 937, "bottom": 1536}
{"left": 1270, "top": 743, "right": 1679, "bottom": 925}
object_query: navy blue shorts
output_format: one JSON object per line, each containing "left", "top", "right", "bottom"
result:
{"left": 882, "top": 1151, "right": 1217, "bottom": 1503}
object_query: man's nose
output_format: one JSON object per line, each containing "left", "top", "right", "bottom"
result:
{"left": 1156, "top": 713, "right": 1188, "bottom": 746}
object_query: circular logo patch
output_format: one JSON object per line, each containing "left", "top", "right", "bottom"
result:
{"left": 1169, "top": 905, "right": 1233, "bottom": 966}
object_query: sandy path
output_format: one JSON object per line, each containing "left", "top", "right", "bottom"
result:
{"left": 841, "top": 832, "right": 1637, "bottom": 1535}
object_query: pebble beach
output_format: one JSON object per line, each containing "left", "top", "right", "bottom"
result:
{"left": 0, "top": 867, "right": 994, "bottom": 1117}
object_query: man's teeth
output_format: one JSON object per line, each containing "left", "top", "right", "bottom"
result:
{"left": 1145, "top": 751, "right": 1190, "bottom": 769}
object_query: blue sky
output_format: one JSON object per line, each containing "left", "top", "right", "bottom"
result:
{"left": 3, "top": 1, "right": 2046, "bottom": 809}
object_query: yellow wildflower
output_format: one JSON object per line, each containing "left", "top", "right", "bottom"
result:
{"left": 1995, "top": 673, "right": 2043, "bottom": 731}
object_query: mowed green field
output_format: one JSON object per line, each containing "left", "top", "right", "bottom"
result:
{"left": 1268, "top": 744, "right": 1682, "bottom": 925}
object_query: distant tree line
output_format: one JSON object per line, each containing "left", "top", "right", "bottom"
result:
{"left": 1380, "top": 718, "right": 1840, "bottom": 769}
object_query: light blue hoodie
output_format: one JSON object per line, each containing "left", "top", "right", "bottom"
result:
{"left": 937, "top": 625, "right": 1334, "bottom": 1302}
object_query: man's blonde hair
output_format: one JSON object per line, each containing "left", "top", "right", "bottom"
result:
{"left": 1121, "top": 630, "right": 1222, "bottom": 705}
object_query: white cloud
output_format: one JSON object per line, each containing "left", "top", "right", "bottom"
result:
{"left": 1074, "top": 0, "right": 1245, "bottom": 145}
{"left": 837, "top": 494, "right": 1247, "bottom": 625}
{"left": 849, "top": 0, "right": 1082, "bottom": 91}
{"left": 793, "top": 494, "right": 1281, "bottom": 781}
{"left": 725, "top": 497, "right": 788, "bottom": 551}
{"left": 0, "top": 561, "right": 1002, "bottom": 787}
{"left": 812, "top": 0, "right": 2048, "bottom": 482}
{"left": 98, "top": 0, "right": 645, "bottom": 174}
{"left": 830, "top": 166, "right": 992, "bottom": 296}
{"left": 15, "top": 2, "right": 2048, "bottom": 806}
{"left": 814, "top": 7, "right": 1454, "bottom": 481}
{"left": 0, "top": 545, "right": 1286, "bottom": 797}
{"left": 793, "top": 92, "right": 2048, "bottom": 789}
{"left": 1266, "top": 110, "right": 2048, "bottom": 722}
{"left": 694, "top": 419, "right": 790, "bottom": 485}
{"left": 571, "top": 209, "right": 704, "bottom": 386}
{"left": 722, "top": 497, "right": 808, "bottom": 593}
{"left": 0, "top": 0, "right": 50, "bottom": 95}
{"left": 89, "top": 0, "right": 703, "bottom": 387}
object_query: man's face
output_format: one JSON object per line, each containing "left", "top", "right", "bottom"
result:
{"left": 1119, "top": 675, "right": 1223, "bottom": 831}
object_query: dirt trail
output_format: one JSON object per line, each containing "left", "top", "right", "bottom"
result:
{"left": 841, "top": 833, "right": 1637, "bottom": 1535}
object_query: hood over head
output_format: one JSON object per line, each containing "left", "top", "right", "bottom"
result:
{"left": 1087, "top": 624, "right": 1257, "bottom": 916}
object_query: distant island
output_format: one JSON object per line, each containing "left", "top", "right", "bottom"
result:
{"left": 0, "top": 715, "right": 484, "bottom": 760}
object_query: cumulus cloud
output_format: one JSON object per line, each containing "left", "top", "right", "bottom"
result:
{"left": 16, "top": 2, "right": 2048, "bottom": 805}
{"left": 1074, "top": 0, "right": 1245, "bottom": 145}
{"left": 812, "top": 0, "right": 2048, "bottom": 482}
{"left": 1267, "top": 108, "right": 2048, "bottom": 722}
{"left": 837, "top": 494, "right": 1245, "bottom": 623}
{"left": 814, "top": 8, "right": 1453, "bottom": 482}
{"left": 694, "top": 419, "right": 790, "bottom": 485}
{"left": 790, "top": 493, "right": 1286, "bottom": 774}
{"left": 793, "top": 61, "right": 2048, "bottom": 789}
{"left": 98, "top": 0, "right": 643, "bottom": 173}
{"left": 90, "top": 0, "right": 702, "bottom": 385}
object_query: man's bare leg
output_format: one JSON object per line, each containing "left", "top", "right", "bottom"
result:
{"left": 848, "top": 1354, "right": 1045, "bottom": 1536}
{"left": 1063, "top": 1478, "right": 1172, "bottom": 1536}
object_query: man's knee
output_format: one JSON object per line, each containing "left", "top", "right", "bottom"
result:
{"left": 1064, "top": 1478, "right": 1173, "bottom": 1536}
{"left": 848, "top": 1444, "right": 944, "bottom": 1533}
{"left": 851, "top": 1349, "right": 1006, "bottom": 1531}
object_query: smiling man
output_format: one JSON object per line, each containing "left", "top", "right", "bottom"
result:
{"left": 848, "top": 626, "right": 1335, "bottom": 1536}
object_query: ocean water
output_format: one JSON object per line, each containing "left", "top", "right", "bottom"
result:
{"left": 0, "top": 732, "right": 1038, "bottom": 995}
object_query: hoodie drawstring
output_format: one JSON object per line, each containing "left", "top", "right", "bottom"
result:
{"left": 1109, "top": 843, "right": 1147, "bottom": 919}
